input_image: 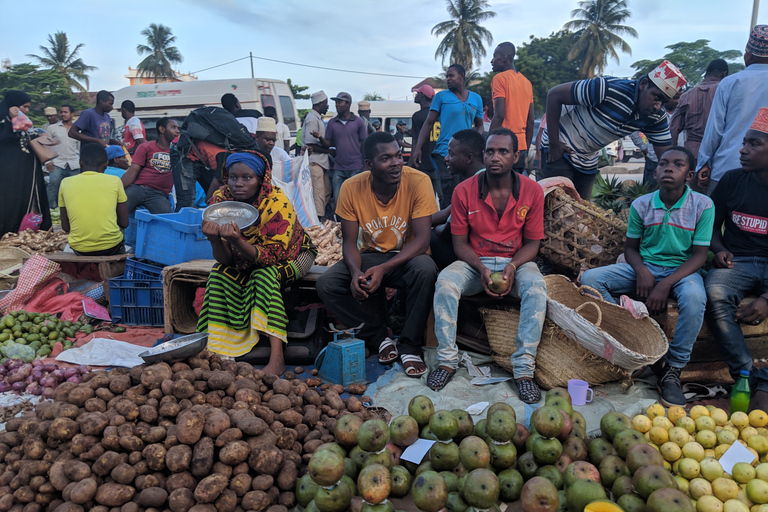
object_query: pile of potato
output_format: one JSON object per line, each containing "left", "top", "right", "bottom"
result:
{"left": 303, "top": 221, "right": 342, "bottom": 267}
{"left": 0, "top": 229, "right": 68, "bottom": 255}
{"left": 0, "top": 350, "right": 382, "bottom": 512}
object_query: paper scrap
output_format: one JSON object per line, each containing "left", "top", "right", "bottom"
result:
{"left": 465, "top": 402, "right": 490, "bottom": 415}
{"left": 462, "top": 352, "right": 491, "bottom": 378}
{"left": 470, "top": 376, "right": 513, "bottom": 386}
{"left": 719, "top": 440, "right": 756, "bottom": 474}
{"left": 400, "top": 438, "right": 436, "bottom": 464}
{"left": 55, "top": 338, "right": 149, "bottom": 367}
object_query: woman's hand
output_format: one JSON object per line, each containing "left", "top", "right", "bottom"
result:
{"left": 8, "top": 107, "right": 18, "bottom": 119}
{"left": 202, "top": 220, "right": 221, "bottom": 239}
{"left": 219, "top": 221, "right": 242, "bottom": 244}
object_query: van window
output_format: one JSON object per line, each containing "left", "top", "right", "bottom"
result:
{"left": 261, "top": 94, "right": 275, "bottom": 108}
{"left": 132, "top": 117, "right": 185, "bottom": 141}
{"left": 385, "top": 117, "right": 412, "bottom": 136}
{"left": 278, "top": 96, "right": 296, "bottom": 130}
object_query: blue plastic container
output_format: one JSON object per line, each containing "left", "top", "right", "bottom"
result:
{"left": 109, "top": 278, "right": 164, "bottom": 326}
{"left": 315, "top": 331, "right": 366, "bottom": 386}
{"left": 134, "top": 208, "right": 213, "bottom": 266}
{"left": 124, "top": 258, "right": 165, "bottom": 280}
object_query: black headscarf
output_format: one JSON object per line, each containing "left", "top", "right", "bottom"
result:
{"left": 0, "top": 91, "right": 32, "bottom": 117}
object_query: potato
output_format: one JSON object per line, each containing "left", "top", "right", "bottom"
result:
{"left": 91, "top": 451, "right": 121, "bottom": 476}
{"left": 215, "top": 489, "right": 237, "bottom": 512}
{"left": 118, "top": 436, "right": 143, "bottom": 452}
{"left": 203, "top": 413, "right": 230, "bottom": 439}
{"left": 277, "top": 410, "right": 302, "bottom": 429}
{"left": 94, "top": 484, "right": 135, "bottom": 507}
{"left": 13, "top": 486, "right": 34, "bottom": 503}
{"left": 273, "top": 429, "right": 298, "bottom": 451}
{"left": 176, "top": 412, "right": 204, "bottom": 445}
{"left": 22, "top": 437, "right": 44, "bottom": 461}
{"left": 63, "top": 461, "right": 90, "bottom": 482}
{"left": 113, "top": 400, "right": 139, "bottom": 422}
{"left": 207, "top": 372, "right": 233, "bottom": 391}
{"left": 188, "top": 506, "right": 216, "bottom": 512}
{"left": 66, "top": 387, "right": 94, "bottom": 408}
{"left": 241, "top": 491, "right": 271, "bottom": 512}
{"left": 190, "top": 437, "right": 213, "bottom": 479}
{"left": 278, "top": 492, "right": 296, "bottom": 508}
{"left": 248, "top": 445, "right": 284, "bottom": 476}
{"left": 68, "top": 479, "right": 97, "bottom": 505}
{"left": 135, "top": 474, "right": 162, "bottom": 491}
{"left": 141, "top": 364, "right": 173, "bottom": 390}
{"left": 110, "top": 463, "right": 136, "bottom": 485}
{"left": 168, "top": 488, "right": 194, "bottom": 512}
{"left": 247, "top": 430, "right": 277, "bottom": 450}
{"left": 142, "top": 444, "right": 167, "bottom": 472}
{"left": 79, "top": 413, "right": 108, "bottom": 437}
{"left": 233, "top": 389, "right": 260, "bottom": 406}
{"left": 69, "top": 435, "right": 98, "bottom": 458}
{"left": 252, "top": 406, "right": 275, "bottom": 425}
{"left": 271, "top": 379, "right": 291, "bottom": 396}
{"left": 172, "top": 380, "right": 195, "bottom": 400}
{"left": 108, "top": 375, "right": 131, "bottom": 395}
{"left": 48, "top": 419, "right": 79, "bottom": 442}
{"left": 120, "top": 503, "right": 139, "bottom": 512}
{"left": 219, "top": 442, "right": 249, "bottom": 466}
{"left": 51, "top": 502, "right": 83, "bottom": 512}
{"left": 302, "top": 390, "right": 322, "bottom": 407}
{"left": 138, "top": 488, "right": 168, "bottom": 508}
{"left": 229, "top": 474, "right": 251, "bottom": 497}
{"left": 139, "top": 426, "right": 165, "bottom": 445}
{"left": 165, "top": 472, "right": 196, "bottom": 493}
{"left": 48, "top": 461, "right": 70, "bottom": 492}
{"left": 165, "top": 444, "right": 192, "bottom": 473}
{"left": 193, "top": 474, "right": 228, "bottom": 504}
{"left": 237, "top": 416, "right": 267, "bottom": 437}
{"left": 267, "top": 396, "right": 290, "bottom": 414}
{"left": 276, "top": 461, "right": 297, "bottom": 491}
{"left": 137, "top": 405, "right": 158, "bottom": 424}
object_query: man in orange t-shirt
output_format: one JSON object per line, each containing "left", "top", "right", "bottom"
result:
{"left": 489, "top": 42, "right": 534, "bottom": 174}
{"left": 316, "top": 132, "right": 438, "bottom": 378}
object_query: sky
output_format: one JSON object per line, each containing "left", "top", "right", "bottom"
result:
{"left": 1, "top": 0, "right": 766, "bottom": 110}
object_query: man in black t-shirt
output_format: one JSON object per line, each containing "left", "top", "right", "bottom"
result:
{"left": 705, "top": 108, "right": 768, "bottom": 411}
{"left": 411, "top": 84, "right": 440, "bottom": 201}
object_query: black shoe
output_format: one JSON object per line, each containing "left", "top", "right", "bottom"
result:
{"left": 516, "top": 378, "right": 541, "bottom": 404}
{"left": 656, "top": 363, "right": 686, "bottom": 407}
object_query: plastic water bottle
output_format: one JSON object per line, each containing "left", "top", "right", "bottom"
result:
{"left": 731, "top": 370, "right": 752, "bottom": 416}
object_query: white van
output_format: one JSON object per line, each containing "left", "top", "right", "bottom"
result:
{"left": 366, "top": 101, "right": 419, "bottom": 156}
{"left": 111, "top": 78, "right": 300, "bottom": 141}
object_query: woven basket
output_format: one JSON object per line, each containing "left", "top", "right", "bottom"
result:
{"left": 544, "top": 274, "right": 668, "bottom": 371}
{"left": 481, "top": 308, "right": 629, "bottom": 390}
{"left": 541, "top": 187, "right": 628, "bottom": 276}
{"left": 0, "top": 248, "right": 31, "bottom": 290}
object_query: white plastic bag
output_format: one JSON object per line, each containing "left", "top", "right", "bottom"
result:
{"left": 271, "top": 153, "right": 320, "bottom": 227}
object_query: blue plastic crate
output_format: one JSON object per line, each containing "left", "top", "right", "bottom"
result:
{"left": 124, "top": 258, "right": 165, "bottom": 280}
{"left": 109, "top": 278, "right": 164, "bottom": 326}
{"left": 134, "top": 208, "right": 213, "bottom": 266}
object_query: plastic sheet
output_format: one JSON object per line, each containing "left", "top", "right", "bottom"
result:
{"left": 55, "top": 337, "right": 149, "bottom": 367}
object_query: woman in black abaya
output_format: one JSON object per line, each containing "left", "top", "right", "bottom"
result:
{"left": 0, "top": 90, "right": 52, "bottom": 237}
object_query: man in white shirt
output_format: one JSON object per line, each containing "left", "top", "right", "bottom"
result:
{"left": 45, "top": 105, "right": 81, "bottom": 208}
{"left": 302, "top": 91, "right": 333, "bottom": 218}
{"left": 265, "top": 106, "right": 291, "bottom": 152}
{"left": 254, "top": 117, "right": 292, "bottom": 167}
{"left": 120, "top": 100, "right": 146, "bottom": 154}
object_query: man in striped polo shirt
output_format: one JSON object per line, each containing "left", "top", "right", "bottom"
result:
{"left": 581, "top": 146, "right": 714, "bottom": 407}
{"left": 540, "top": 60, "right": 686, "bottom": 199}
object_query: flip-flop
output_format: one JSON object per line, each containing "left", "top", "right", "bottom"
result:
{"left": 401, "top": 354, "right": 427, "bottom": 378}
{"left": 378, "top": 338, "right": 398, "bottom": 364}
{"left": 682, "top": 383, "right": 728, "bottom": 402}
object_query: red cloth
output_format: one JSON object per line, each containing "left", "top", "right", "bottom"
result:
{"left": 23, "top": 278, "right": 88, "bottom": 322}
{"left": 0, "top": 255, "right": 60, "bottom": 314}
{"left": 193, "top": 287, "right": 205, "bottom": 316}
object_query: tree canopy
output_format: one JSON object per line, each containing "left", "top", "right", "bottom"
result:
{"left": 136, "top": 24, "right": 183, "bottom": 82}
{"left": 0, "top": 63, "right": 91, "bottom": 125}
{"left": 287, "top": 79, "right": 310, "bottom": 101}
{"left": 27, "top": 31, "right": 96, "bottom": 93}
{"left": 363, "top": 92, "right": 385, "bottom": 101}
{"left": 432, "top": 0, "right": 496, "bottom": 70}
{"left": 630, "top": 40, "right": 744, "bottom": 85}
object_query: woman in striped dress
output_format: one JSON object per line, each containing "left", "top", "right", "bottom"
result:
{"left": 198, "top": 151, "right": 316, "bottom": 375}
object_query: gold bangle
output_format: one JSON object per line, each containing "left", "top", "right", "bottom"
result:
{"left": 509, "top": 263, "right": 517, "bottom": 274}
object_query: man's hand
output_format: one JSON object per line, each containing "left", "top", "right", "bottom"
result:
{"left": 361, "top": 265, "right": 386, "bottom": 295}
{"left": 45, "top": 162, "right": 54, "bottom": 172}
{"left": 645, "top": 281, "right": 671, "bottom": 315}
{"left": 548, "top": 140, "right": 574, "bottom": 162}
{"left": 713, "top": 250, "right": 734, "bottom": 269}
{"left": 98, "top": 140, "right": 108, "bottom": 148}
{"left": 350, "top": 271, "right": 369, "bottom": 301}
{"left": 737, "top": 297, "right": 768, "bottom": 325}
{"left": 635, "top": 267, "right": 657, "bottom": 299}
{"left": 498, "top": 264, "right": 516, "bottom": 296}
{"left": 409, "top": 148, "right": 422, "bottom": 168}
{"left": 219, "top": 221, "right": 241, "bottom": 244}
{"left": 202, "top": 220, "right": 220, "bottom": 239}
{"left": 310, "top": 130, "right": 320, "bottom": 139}
{"left": 480, "top": 267, "right": 505, "bottom": 298}
{"left": 698, "top": 164, "right": 711, "bottom": 188}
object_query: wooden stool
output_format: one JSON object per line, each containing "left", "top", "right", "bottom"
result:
{"left": 45, "top": 252, "right": 130, "bottom": 299}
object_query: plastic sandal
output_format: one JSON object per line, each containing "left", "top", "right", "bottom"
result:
{"left": 378, "top": 338, "right": 398, "bottom": 364}
{"left": 516, "top": 378, "right": 542, "bottom": 404}
{"left": 427, "top": 367, "right": 456, "bottom": 390}
{"left": 401, "top": 354, "right": 427, "bottom": 378}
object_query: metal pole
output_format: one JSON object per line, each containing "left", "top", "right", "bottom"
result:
{"left": 752, "top": 0, "right": 761, "bottom": 30}
{"left": 250, "top": 52, "right": 254, "bottom": 78}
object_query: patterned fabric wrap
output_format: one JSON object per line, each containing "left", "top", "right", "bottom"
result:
{"left": 0, "top": 255, "right": 60, "bottom": 314}
{"left": 750, "top": 107, "right": 768, "bottom": 134}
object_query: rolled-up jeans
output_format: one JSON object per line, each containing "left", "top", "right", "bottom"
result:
{"left": 48, "top": 164, "right": 80, "bottom": 207}
{"left": 581, "top": 261, "right": 706, "bottom": 368}
{"left": 705, "top": 256, "right": 768, "bottom": 392}
{"left": 170, "top": 146, "right": 218, "bottom": 211}
{"left": 433, "top": 258, "right": 547, "bottom": 379}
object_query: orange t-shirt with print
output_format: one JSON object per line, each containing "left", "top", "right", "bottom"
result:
{"left": 336, "top": 166, "right": 438, "bottom": 253}
{"left": 491, "top": 69, "right": 534, "bottom": 150}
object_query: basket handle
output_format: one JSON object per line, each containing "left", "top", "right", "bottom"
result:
{"left": 579, "top": 285, "right": 605, "bottom": 302}
{"left": 575, "top": 301, "right": 602, "bottom": 328}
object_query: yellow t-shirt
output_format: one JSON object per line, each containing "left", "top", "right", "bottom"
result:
{"left": 336, "top": 166, "right": 438, "bottom": 253}
{"left": 59, "top": 171, "right": 128, "bottom": 252}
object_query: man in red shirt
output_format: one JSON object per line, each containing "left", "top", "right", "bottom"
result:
{"left": 428, "top": 128, "right": 547, "bottom": 403}
{"left": 122, "top": 118, "right": 180, "bottom": 214}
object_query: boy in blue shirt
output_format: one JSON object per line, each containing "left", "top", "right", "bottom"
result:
{"left": 581, "top": 147, "right": 714, "bottom": 406}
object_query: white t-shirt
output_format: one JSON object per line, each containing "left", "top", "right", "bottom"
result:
{"left": 271, "top": 145, "right": 292, "bottom": 164}
{"left": 236, "top": 117, "right": 259, "bottom": 135}
{"left": 276, "top": 122, "right": 290, "bottom": 148}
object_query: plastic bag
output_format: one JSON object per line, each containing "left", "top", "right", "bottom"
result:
{"left": 271, "top": 153, "right": 320, "bottom": 227}
{"left": 3, "top": 341, "right": 36, "bottom": 362}
{"left": 11, "top": 112, "right": 33, "bottom": 132}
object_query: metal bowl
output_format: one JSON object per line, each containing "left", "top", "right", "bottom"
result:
{"left": 203, "top": 201, "right": 259, "bottom": 229}
{"left": 139, "top": 333, "right": 208, "bottom": 364}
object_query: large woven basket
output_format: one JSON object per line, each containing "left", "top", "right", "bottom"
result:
{"left": 541, "top": 187, "right": 627, "bottom": 276}
{"left": 0, "top": 248, "right": 30, "bottom": 290}
{"left": 544, "top": 274, "right": 668, "bottom": 371}
{"left": 481, "top": 308, "right": 629, "bottom": 390}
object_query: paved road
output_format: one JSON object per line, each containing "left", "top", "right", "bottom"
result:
{"left": 601, "top": 158, "right": 644, "bottom": 183}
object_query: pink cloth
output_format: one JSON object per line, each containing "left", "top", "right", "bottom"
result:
{"left": 0, "top": 255, "right": 60, "bottom": 314}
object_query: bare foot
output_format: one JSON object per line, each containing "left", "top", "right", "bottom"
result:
{"left": 262, "top": 359, "right": 285, "bottom": 376}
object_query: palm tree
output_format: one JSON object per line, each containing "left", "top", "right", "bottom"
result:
{"left": 136, "top": 24, "right": 183, "bottom": 83}
{"left": 564, "top": 0, "right": 638, "bottom": 79}
{"left": 432, "top": 0, "right": 496, "bottom": 70}
{"left": 27, "top": 32, "right": 96, "bottom": 93}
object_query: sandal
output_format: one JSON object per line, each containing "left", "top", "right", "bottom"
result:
{"left": 401, "top": 354, "right": 427, "bottom": 378}
{"left": 516, "top": 378, "right": 542, "bottom": 404}
{"left": 427, "top": 366, "right": 456, "bottom": 391}
{"left": 682, "top": 383, "right": 728, "bottom": 403}
{"left": 378, "top": 338, "right": 398, "bottom": 364}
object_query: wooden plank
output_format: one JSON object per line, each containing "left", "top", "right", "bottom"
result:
{"left": 656, "top": 297, "right": 768, "bottom": 340}
{"left": 45, "top": 252, "right": 129, "bottom": 263}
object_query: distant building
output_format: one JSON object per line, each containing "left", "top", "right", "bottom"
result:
{"left": 125, "top": 67, "right": 198, "bottom": 86}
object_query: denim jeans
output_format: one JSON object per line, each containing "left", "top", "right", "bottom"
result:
{"left": 433, "top": 258, "right": 547, "bottom": 378}
{"left": 170, "top": 146, "right": 218, "bottom": 211}
{"left": 539, "top": 150, "right": 597, "bottom": 200}
{"left": 705, "top": 257, "right": 768, "bottom": 392}
{"left": 125, "top": 185, "right": 172, "bottom": 215}
{"left": 331, "top": 169, "right": 362, "bottom": 208}
{"left": 581, "top": 262, "right": 706, "bottom": 368}
{"left": 47, "top": 165, "right": 80, "bottom": 207}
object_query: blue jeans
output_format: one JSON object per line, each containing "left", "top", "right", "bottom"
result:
{"left": 331, "top": 169, "right": 362, "bottom": 207}
{"left": 433, "top": 258, "right": 547, "bottom": 379}
{"left": 581, "top": 262, "right": 706, "bottom": 368}
{"left": 125, "top": 185, "right": 172, "bottom": 215}
{"left": 47, "top": 165, "right": 80, "bottom": 207}
{"left": 705, "top": 257, "right": 768, "bottom": 392}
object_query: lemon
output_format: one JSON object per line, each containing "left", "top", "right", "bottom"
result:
{"left": 683, "top": 442, "right": 706, "bottom": 462}
{"left": 647, "top": 403, "right": 666, "bottom": 420}
{"left": 697, "top": 416, "right": 718, "bottom": 432}
{"left": 713, "top": 477, "right": 740, "bottom": 501}
{"left": 698, "top": 430, "right": 719, "bottom": 449}
{"left": 749, "top": 435, "right": 768, "bottom": 457}
{"left": 733, "top": 412, "right": 751, "bottom": 430}
{"left": 632, "top": 414, "right": 652, "bottom": 433}
{"left": 733, "top": 462, "right": 757, "bottom": 484}
{"left": 691, "top": 405, "right": 712, "bottom": 420}
{"left": 690, "top": 478, "right": 714, "bottom": 500}
{"left": 650, "top": 426, "right": 670, "bottom": 445}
